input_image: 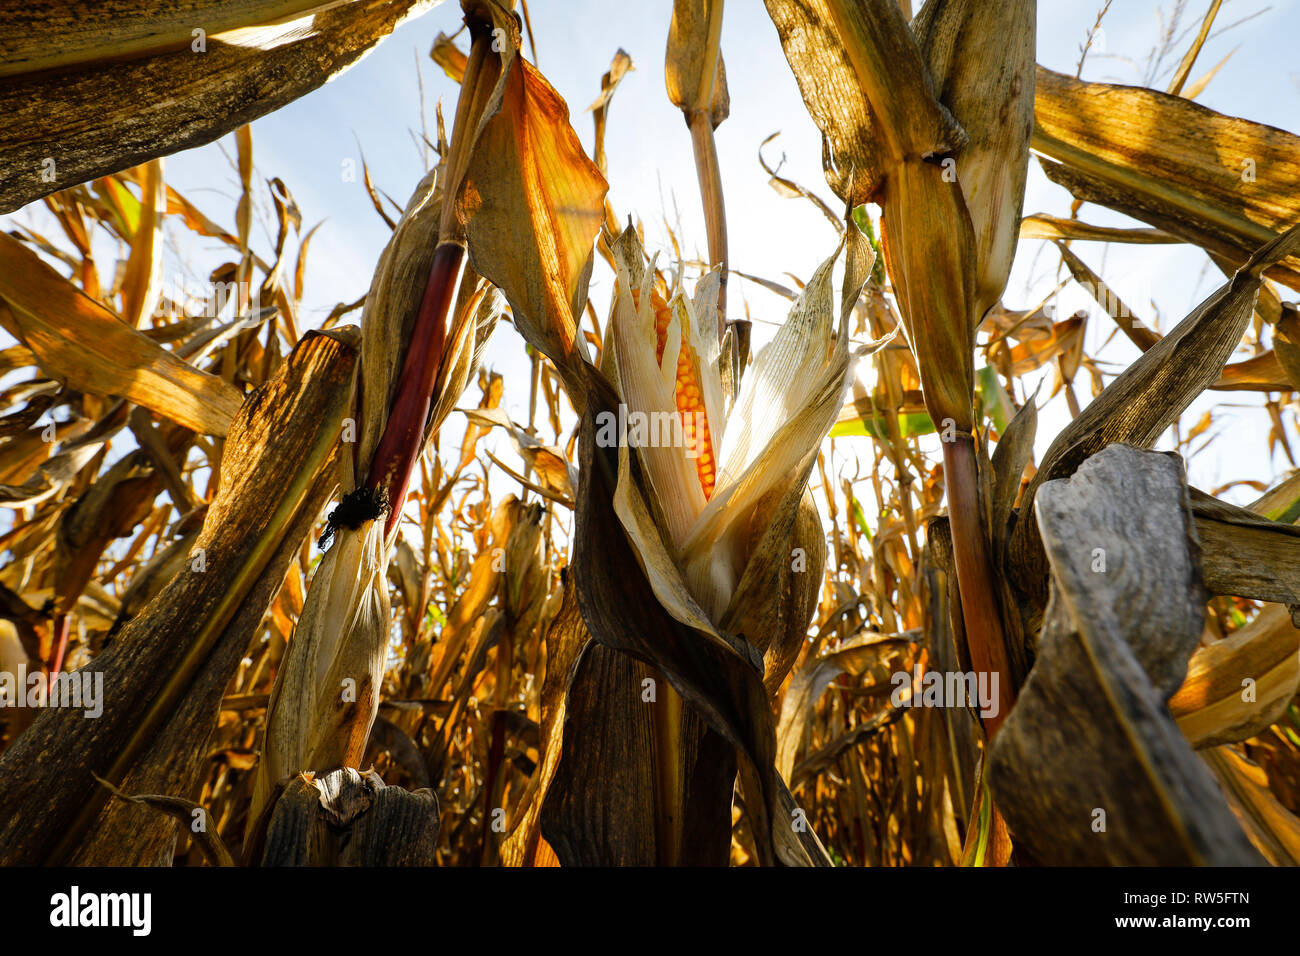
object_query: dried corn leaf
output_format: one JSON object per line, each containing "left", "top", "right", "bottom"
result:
{"left": 0, "top": 1, "right": 350, "bottom": 78}
{"left": 0, "top": 436, "right": 108, "bottom": 509}
{"left": 431, "top": 30, "right": 468, "bottom": 82}
{"left": 499, "top": 579, "right": 589, "bottom": 864}
{"left": 1054, "top": 242, "right": 1160, "bottom": 352}
{"left": 455, "top": 6, "right": 608, "bottom": 378}
{"left": 763, "top": 0, "right": 964, "bottom": 206}
{"left": 0, "top": 329, "right": 358, "bottom": 864}
{"left": 1170, "top": 604, "right": 1300, "bottom": 748}
{"left": 990, "top": 316, "right": 1085, "bottom": 378}
{"left": 0, "top": 233, "right": 242, "bottom": 435}
{"left": 93, "top": 775, "right": 233, "bottom": 868}
{"left": 1010, "top": 223, "right": 1300, "bottom": 605}
{"left": 1203, "top": 746, "right": 1300, "bottom": 867}
{"left": 990, "top": 385, "right": 1037, "bottom": 546}
{"left": 1191, "top": 489, "right": 1300, "bottom": 610}
{"left": 119, "top": 160, "right": 165, "bottom": 329}
{"left": 989, "top": 444, "right": 1260, "bottom": 865}
{"left": 912, "top": 0, "right": 1035, "bottom": 320}
{"left": 0, "top": 0, "right": 438, "bottom": 213}
{"left": 1019, "top": 214, "right": 1175, "bottom": 245}
{"left": 775, "top": 630, "right": 912, "bottom": 780}
{"left": 1034, "top": 66, "right": 1300, "bottom": 292}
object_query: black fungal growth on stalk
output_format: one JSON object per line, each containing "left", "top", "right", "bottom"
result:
{"left": 320, "top": 486, "right": 391, "bottom": 547}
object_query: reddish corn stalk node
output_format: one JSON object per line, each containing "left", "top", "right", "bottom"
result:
{"left": 364, "top": 240, "right": 467, "bottom": 538}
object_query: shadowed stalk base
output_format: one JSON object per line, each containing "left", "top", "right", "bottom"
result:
{"left": 651, "top": 669, "right": 685, "bottom": 866}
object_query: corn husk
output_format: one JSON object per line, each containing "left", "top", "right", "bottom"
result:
{"left": 912, "top": 0, "right": 1035, "bottom": 323}
{"left": 455, "top": 0, "right": 608, "bottom": 382}
{"left": 250, "top": 518, "right": 390, "bottom": 831}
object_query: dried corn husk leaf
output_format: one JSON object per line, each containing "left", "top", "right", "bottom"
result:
{"left": 1203, "top": 746, "right": 1300, "bottom": 867}
{"left": 455, "top": 2, "right": 608, "bottom": 380}
{"left": 611, "top": 436, "right": 754, "bottom": 665}
{"left": 912, "top": 0, "right": 1035, "bottom": 321}
{"left": 0, "top": 329, "right": 358, "bottom": 865}
{"left": 722, "top": 485, "right": 826, "bottom": 694}
{"left": 355, "top": 172, "right": 442, "bottom": 482}
{"left": 461, "top": 407, "right": 577, "bottom": 500}
{"left": 665, "top": 0, "right": 728, "bottom": 127}
{"left": 880, "top": 159, "right": 980, "bottom": 428}
{"left": 1170, "top": 605, "right": 1300, "bottom": 748}
{"left": 0, "top": 1, "right": 438, "bottom": 213}
{"left": 0, "top": 233, "right": 241, "bottom": 435}
{"left": 762, "top": 0, "right": 879, "bottom": 205}
{"left": 1034, "top": 66, "right": 1300, "bottom": 292}
{"left": 250, "top": 519, "right": 390, "bottom": 833}
{"left": 989, "top": 445, "right": 1260, "bottom": 865}
{"left": 350, "top": 135, "right": 496, "bottom": 534}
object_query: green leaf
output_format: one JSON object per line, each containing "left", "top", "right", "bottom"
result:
{"left": 424, "top": 603, "right": 448, "bottom": 629}
{"left": 975, "top": 365, "right": 1014, "bottom": 434}
{"left": 830, "top": 410, "right": 934, "bottom": 440}
{"left": 851, "top": 205, "right": 886, "bottom": 285}
{"left": 848, "top": 495, "right": 872, "bottom": 541}
{"left": 95, "top": 177, "right": 142, "bottom": 238}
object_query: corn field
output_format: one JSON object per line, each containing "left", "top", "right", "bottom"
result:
{"left": 1, "top": 0, "right": 1299, "bottom": 876}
